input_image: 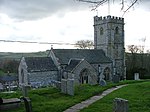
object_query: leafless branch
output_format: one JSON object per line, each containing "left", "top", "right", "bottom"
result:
{"left": 122, "top": 0, "right": 138, "bottom": 16}
{"left": 76, "top": 0, "right": 139, "bottom": 15}
{"left": 77, "top": 0, "right": 101, "bottom": 3}
{"left": 120, "top": 0, "right": 124, "bottom": 11}
{"left": 91, "top": 0, "right": 108, "bottom": 11}
{"left": 76, "top": 0, "right": 108, "bottom": 10}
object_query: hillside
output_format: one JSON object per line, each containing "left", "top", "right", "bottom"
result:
{"left": 0, "top": 50, "right": 49, "bottom": 60}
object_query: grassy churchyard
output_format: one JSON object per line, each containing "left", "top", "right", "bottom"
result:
{"left": 81, "top": 81, "right": 150, "bottom": 112}
{"left": 0, "top": 80, "right": 149, "bottom": 112}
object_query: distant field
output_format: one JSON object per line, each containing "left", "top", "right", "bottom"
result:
{"left": 0, "top": 51, "right": 49, "bottom": 60}
{"left": 0, "top": 80, "right": 148, "bottom": 112}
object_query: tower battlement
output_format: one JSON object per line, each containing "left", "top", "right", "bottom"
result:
{"left": 94, "top": 15, "right": 124, "bottom": 24}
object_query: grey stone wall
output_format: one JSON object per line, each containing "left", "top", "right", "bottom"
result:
{"left": 28, "top": 71, "right": 58, "bottom": 88}
{"left": 91, "top": 63, "right": 113, "bottom": 81}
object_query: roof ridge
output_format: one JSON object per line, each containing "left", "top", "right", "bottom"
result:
{"left": 71, "top": 59, "right": 85, "bottom": 72}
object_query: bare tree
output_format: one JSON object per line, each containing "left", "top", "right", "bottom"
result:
{"left": 75, "top": 40, "right": 94, "bottom": 49}
{"left": 138, "top": 37, "right": 146, "bottom": 67}
{"left": 128, "top": 45, "right": 140, "bottom": 54}
{"left": 127, "top": 45, "right": 140, "bottom": 73}
{"left": 127, "top": 44, "right": 148, "bottom": 79}
{"left": 146, "top": 50, "right": 150, "bottom": 54}
{"left": 76, "top": 0, "right": 139, "bottom": 16}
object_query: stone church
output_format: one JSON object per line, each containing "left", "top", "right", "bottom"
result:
{"left": 18, "top": 15, "right": 126, "bottom": 88}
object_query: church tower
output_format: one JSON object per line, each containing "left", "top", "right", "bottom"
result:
{"left": 94, "top": 15, "right": 126, "bottom": 80}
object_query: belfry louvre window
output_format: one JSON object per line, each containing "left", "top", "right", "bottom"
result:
{"left": 100, "top": 27, "right": 103, "bottom": 35}
{"left": 115, "top": 27, "right": 119, "bottom": 34}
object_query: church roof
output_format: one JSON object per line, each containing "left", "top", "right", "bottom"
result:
{"left": 52, "top": 49, "right": 112, "bottom": 64}
{"left": 65, "top": 59, "right": 83, "bottom": 72}
{"left": 0, "top": 75, "right": 17, "bottom": 82}
{"left": 25, "top": 57, "right": 58, "bottom": 72}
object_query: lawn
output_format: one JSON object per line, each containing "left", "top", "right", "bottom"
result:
{"left": 0, "top": 80, "right": 148, "bottom": 112}
{"left": 80, "top": 81, "right": 150, "bottom": 112}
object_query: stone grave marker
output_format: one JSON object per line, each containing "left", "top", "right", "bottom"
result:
{"left": 113, "top": 75, "right": 120, "bottom": 83}
{"left": 21, "top": 85, "right": 30, "bottom": 97}
{"left": 61, "top": 78, "right": 74, "bottom": 96}
{"left": 99, "top": 79, "right": 107, "bottom": 86}
{"left": 134, "top": 73, "right": 140, "bottom": 80}
{"left": 67, "top": 79, "right": 74, "bottom": 96}
{"left": 113, "top": 98, "right": 129, "bottom": 112}
{"left": 61, "top": 79, "right": 67, "bottom": 94}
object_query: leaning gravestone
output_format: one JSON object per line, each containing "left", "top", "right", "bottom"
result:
{"left": 113, "top": 98, "right": 129, "bottom": 112}
{"left": 99, "top": 79, "right": 107, "bottom": 86}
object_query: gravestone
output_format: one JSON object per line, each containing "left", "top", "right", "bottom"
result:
{"left": 99, "top": 71, "right": 107, "bottom": 86}
{"left": 0, "top": 98, "right": 21, "bottom": 110}
{"left": 20, "top": 97, "right": 32, "bottom": 112}
{"left": 61, "top": 78, "right": 74, "bottom": 96}
{"left": 99, "top": 72, "right": 104, "bottom": 81}
{"left": 113, "top": 75, "right": 120, "bottom": 83}
{"left": 67, "top": 79, "right": 74, "bottom": 96}
{"left": 21, "top": 85, "right": 30, "bottom": 97}
{"left": 134, "top": 73, "right": 140, "bottom": 80}
{"left": 99, "top": 79, "right": 107, "bottom": 86}
{"left": 113, "top": 98, "right": 129, "bottom": 112}
{"left": 61, "top": 79, "right": 67, "bottom": 94}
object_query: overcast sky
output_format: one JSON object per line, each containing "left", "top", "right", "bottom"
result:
{"left": 0, "top": 0, "right": 150, "bottom": 52}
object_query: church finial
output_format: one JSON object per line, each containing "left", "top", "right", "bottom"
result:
{"left": 51, "top": 45, "right": 53, "bottom": 50}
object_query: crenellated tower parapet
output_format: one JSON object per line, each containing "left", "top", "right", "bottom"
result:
{"left": 94, "top": 15, "right": 124, "bottom": 25}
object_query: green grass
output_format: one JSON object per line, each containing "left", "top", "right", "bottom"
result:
{"left": 0, "top": 70, "right": 5, "bottom": 76}
{"left": 0, "top": 80, "right": 148, "bottom": 112}
{"left": 80, "top": 81, "right": 150, "bottom": 112}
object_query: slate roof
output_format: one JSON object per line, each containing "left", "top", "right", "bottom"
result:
{"left": 25, "top": 57, "right": 58, "bottom": 72}
{"left": 52, "top": 49, "right": 112, "bottom": 64}
{"left": 65, "top": 59, "right": 83, "bottom": 72}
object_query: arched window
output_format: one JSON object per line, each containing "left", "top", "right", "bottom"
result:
{"left": 103, "top": 67, "right": 111, "bottom": 81}
{"left": 115, "top": 27, "right": 119, "bottom": 34}
{"left": 80, "top": 69, "right": 89, "bottom": 84}
{"left": 100, "top": 27, "right": 103, "bottom": 35}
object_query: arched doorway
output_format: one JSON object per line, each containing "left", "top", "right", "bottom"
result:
{"left": 80, "top": 69, "right": 89, "bottom": 84}
{"left": 103, "top": 67, "right": 111, "bottom": 81}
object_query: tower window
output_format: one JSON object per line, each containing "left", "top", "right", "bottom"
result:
{"left": 115, "top": 27, "right": 119, "bottom": 34}
{"left": 100, "top": 27, "right": 103, "bottom": 35}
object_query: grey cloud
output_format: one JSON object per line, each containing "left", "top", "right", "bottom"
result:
{"left": 0, "top": 0, "right": 88, "bottom": 21}
{"left": 0, "top": 0, "right": 149, "bottom": 21}
{"left": 139, "top": 0, "right": 150, "bottom": 11}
